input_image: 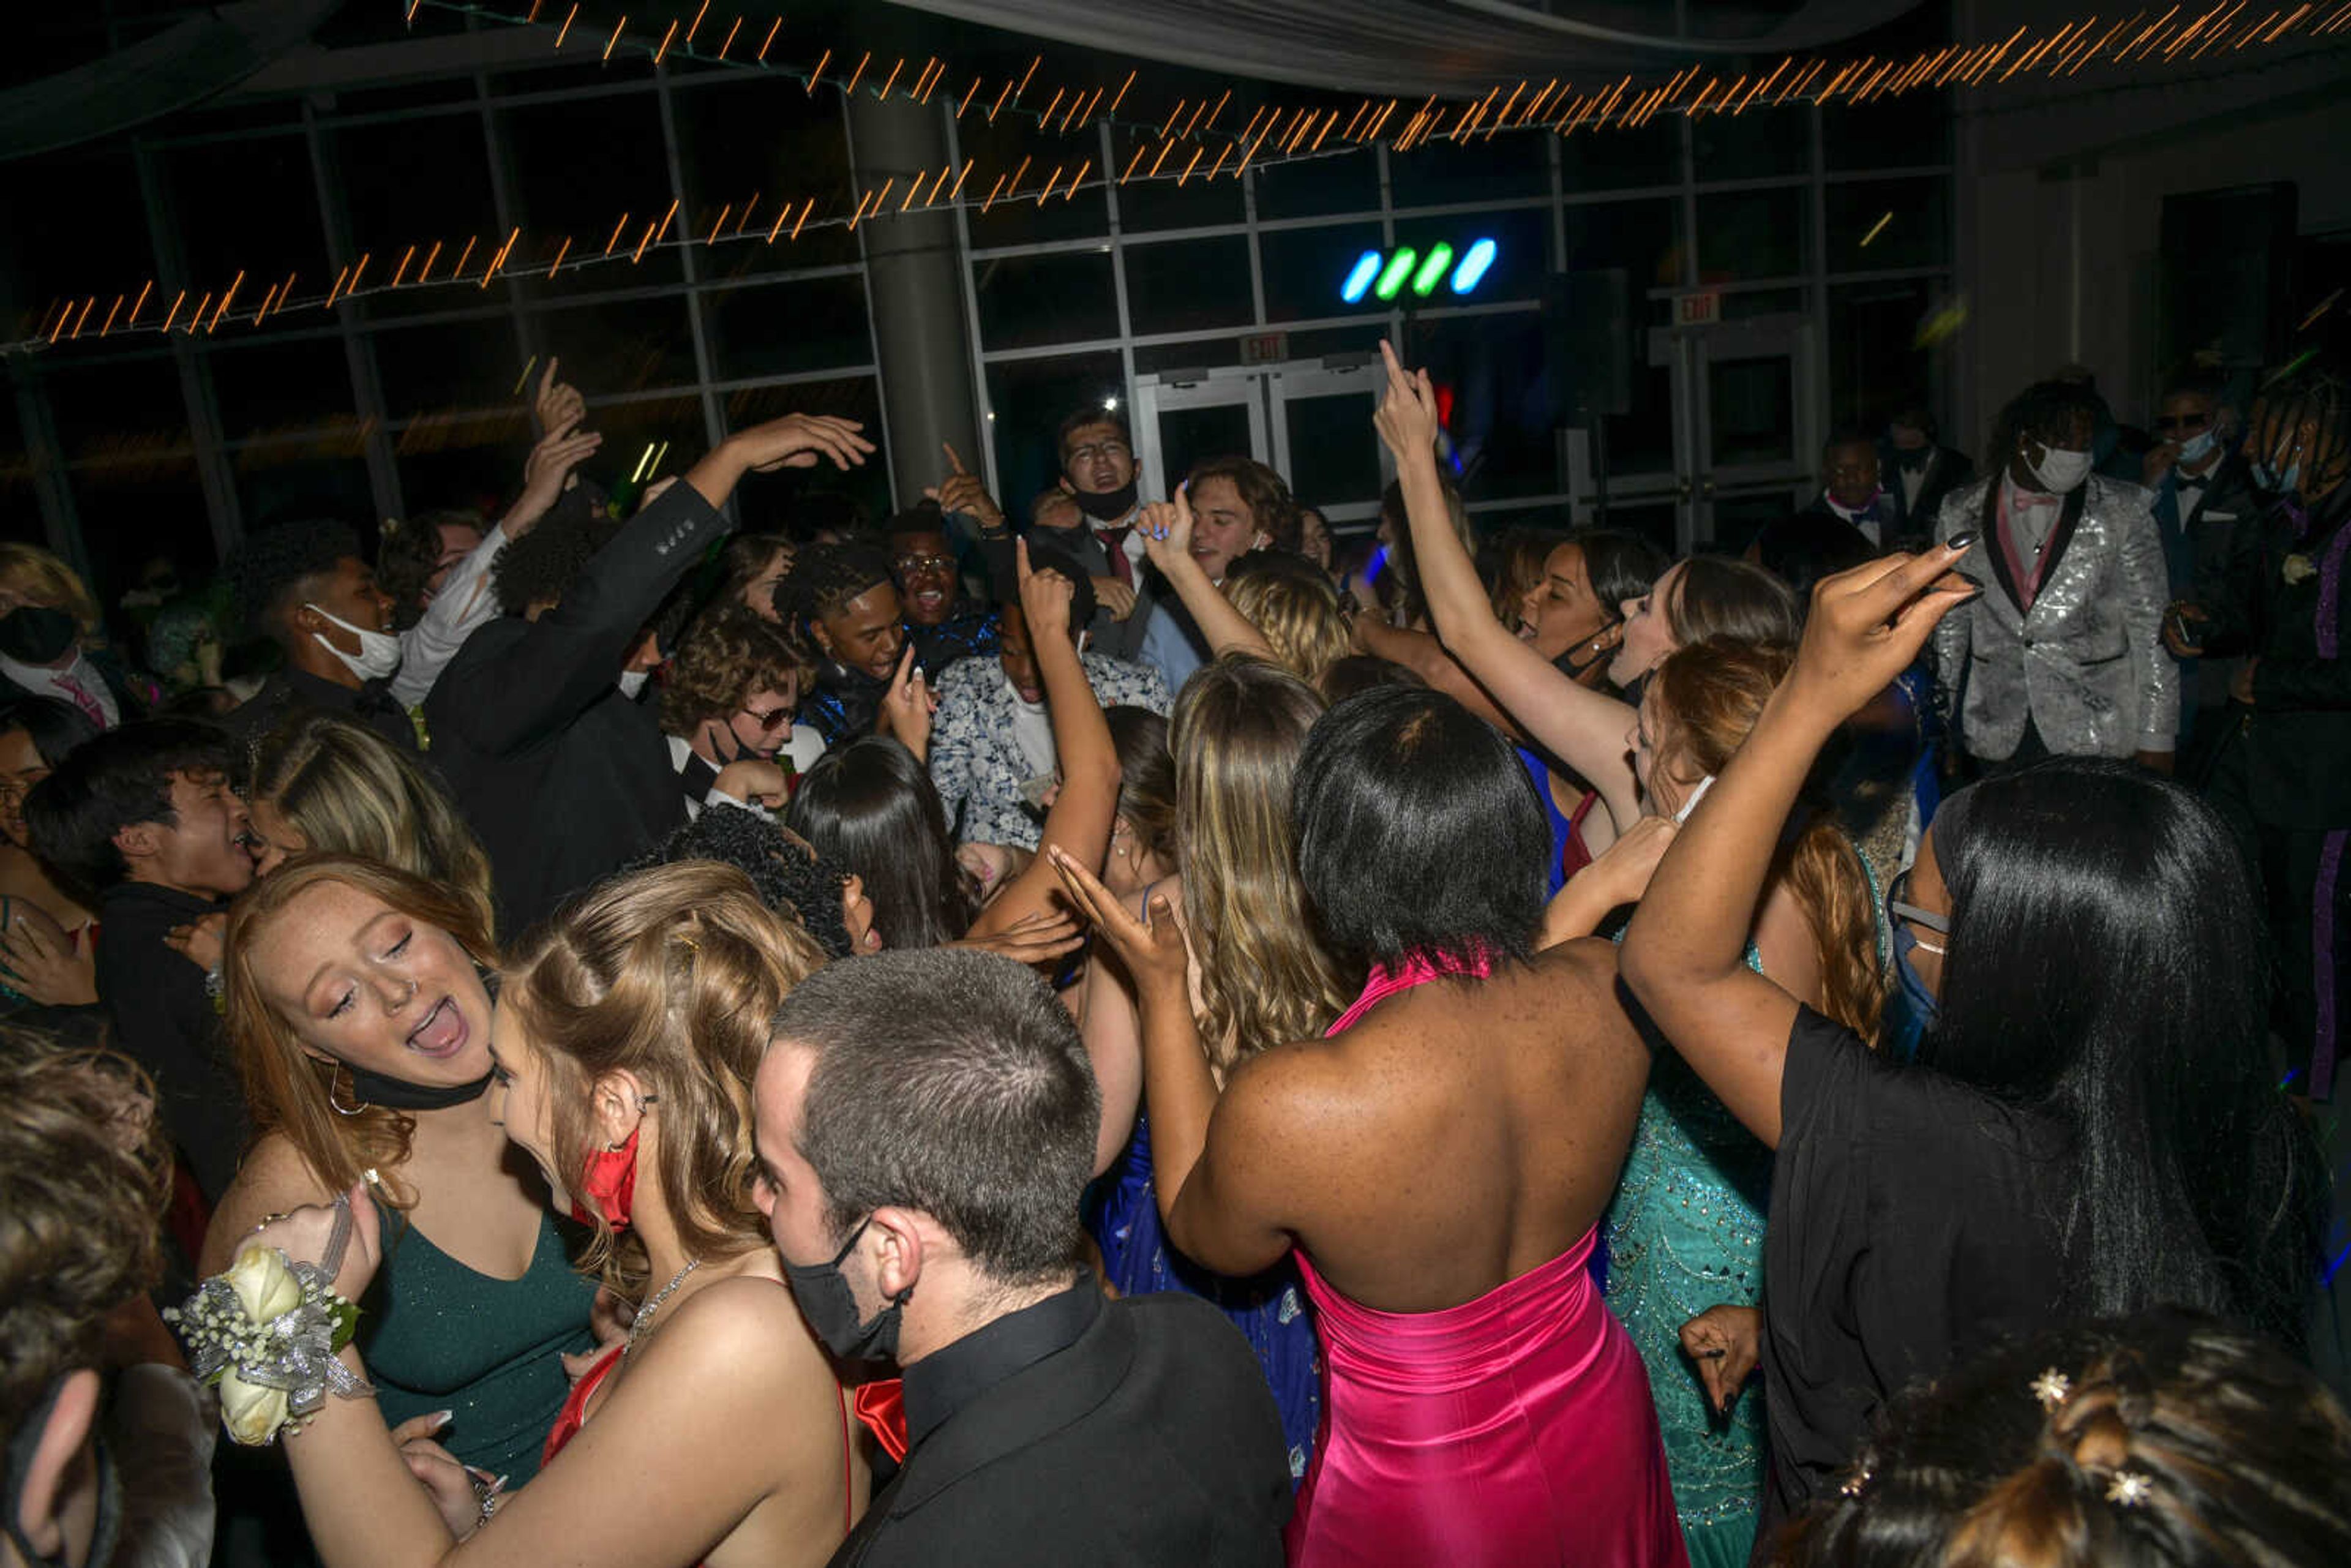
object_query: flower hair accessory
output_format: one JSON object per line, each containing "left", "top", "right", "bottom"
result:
{"left": 165, "top": 1196, "right": 371, "bottom": 1446}
{"left": 2031, "top": 1368, "right": 2072, "bottom": 1411}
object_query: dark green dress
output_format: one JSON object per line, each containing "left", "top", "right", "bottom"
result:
{"left": 361, "top": 1206, "right": 597, "bottom": 1482}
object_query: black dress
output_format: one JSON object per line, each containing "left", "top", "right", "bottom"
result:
{"left": 1758, "top": 1007, "right": 2067, "bottom": 1539}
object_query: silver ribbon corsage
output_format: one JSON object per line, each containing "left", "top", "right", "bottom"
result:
{"left": 165, "top": 1196, "right": 371, "bottom": 1445}
{"left": 2284, "top": 553, "right": 2318, "bottom": 585}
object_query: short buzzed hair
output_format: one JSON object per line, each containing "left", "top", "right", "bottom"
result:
{"left": 770, "top": 948, "right": 1098, "bottom": 1285}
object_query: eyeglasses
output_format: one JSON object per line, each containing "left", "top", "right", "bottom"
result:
{"left": 1066, "top": 441, "right": 1130, "bottom": 465}
{"left": 1886, "top": 868, "right": 1950, "bottom": 939}
{"left": 739, "top": 705, "right": 793, "bottom": 730}
{"left": 891, "top": 554, "right": 955, "bottom": 576}
{"left": 2154, "top": 413, "right": 2212, "bottom": 432}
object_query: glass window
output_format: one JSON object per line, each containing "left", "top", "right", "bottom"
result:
{"left": 395, "top": 429, "right": 530, "bottom": 518}
{"left": 72, "top": 455, "right": 220, "bottom": 593}
{"left": 1391, "top": 131, "right": 1547, "bottom": 209}
{"left": 1253, "top": 149, "right": 1379, "bottom": 221}
{"left": 956, "top": 113, "right": 1109, "bottom": 249}
{"left": 525, "top": 294, "right": 700, "bottom": 397}
{"left": 727, "top": 376, "right": 891, "bottom": 530}
{"left": 498, "top": 89, "right": 697, "bottom": 294}
{"left": 667, "top": 77, "right": 861, "bottom": 276}
{"left": 1697, "top": 186, "right": 1809, "bottom": 283}
{"left": 1278, "top": 381, "right": 1384, "bottom": 512}
{"left": 1393, "top": 206, "right": 1548, "bottom": 304}
{"left": 206, "top": 337, "right": 354, "bottom": 443}
{"left": 1828, "top": 276, "right": 1948, "bottom": 429}
{"left": 707, "top": 276, "right": 874, "bottom": 380}
{"left": 41, "top": 356, "right": 190, "bottom": 461}
{"left": 1822, "top": 95, "right": 1951, "bottom": 173}
{"left": 1123, "top": 235, "right": 1254, "bottom": 336}
{"left": 370, "top": 317, "right": 526, "bottom": 421}
{"left": 0, "top": 148, "right": 148, "bottom": 323}
{"left": 1601, "top": 360, "right": 1677, "bottom": 478}
{"left": 1111, "top": 126, "right": 1246, "bottom": 233}
{"left": 973, "top": 250, "right": 1119, "bottom": 350}
{"left": 982, "top": 350, "right": 1124, "bottom": 517}
{"left": 163, "top": 135, "right": 334, "bottom": 315}
{"left": 1558, "top": 116, "right": 1679, "bottom": 193}
{"left": 1824, "top": 176, "right": 1949, "bottom": 274}
{"left": 1282, "top": 323, "right": 1390, "bottom": 361}
{"left": 234, "top": 451, "right": 375, "bottom": 533}
{"left": 1411, "top": 311, "right": 1558, "bottom": 499}
{"left": 332, "top": 114, "right": 505, "bottom": 318}
{"left": 1562, "top": 197, "right": 1684, "bottom": 291}
{"left": 1692, "top": 108, "right": 1808, "bottom": 182}
{"left": 1154, "top": 396, "right": 1259, "bottom": 500}
{"left": 1707, "top": 353, "right": 1798, "bottom": 467}
{"left": 1259, "top": 219, "right": 1382, "bottom": 321}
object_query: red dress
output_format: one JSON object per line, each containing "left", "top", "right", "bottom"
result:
{"left": 1283, "top": 958, "right": 1689, "bottom": 1568}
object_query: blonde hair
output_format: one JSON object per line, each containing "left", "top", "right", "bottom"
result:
{"left": 0, "top": 544, "right": 102, "bottom": 637}
{"left": 500, "top": 863, "right": 824, "bottom": 1297}
{"left": 249, "top": 712, "right": 497, "bottom": 938}
{"left": 223, "top": 856, "right": 500, "bottom": 1207}
{"left": 1226, "top": 571, "right": 1351, "bottom": 691}
{"left": 1174, "top": 657, "right": 1351, "bottom": 1080}
{"left": 1652, "top": 639, "right": 1884, "bottom": 1040}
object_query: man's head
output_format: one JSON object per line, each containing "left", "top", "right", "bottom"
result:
{"left": 884, "top": 506, "right": 960, "bottom": 629}
{"left": 2157, "top": 369, "right": 2230, "bottom": 471}
{"left": 658, "top": 608, "right": 812, "bottom": 759}
{"left": 24, "top": 720, "right": 252, "bottom": 899}
{"left": 1031, "top": 489, "right": 1082, "bottom": 533}
{"left": 1183, "top": 456, "right": 1299, "bottom": 582}
{"left": 784, "top": 542, "right": 904, "bottom": 683}
{"left": 988, "top": 544, "right": 1096, "bottom": 705}
{"left": 754, "top": 948, "right": 1098, "bottom": 1360}
{"left": 1820, "top": 429, "right": 1882, "bottom": 510}
{"left": 225, "top": 520, "right": 394, "bottom": 681}
{"left": 1056, "top": 410, "right": 1136, "bottom": 519}
{"left": 492, "top": 485, "right": 624, "bottom": 619}
{"left": 1992, "top": 379, "right": 2104, "bottom": 494}
{"left": 0, "top": 1038, "right": 170, "bottom": 1568}
{"left": 1885, "top": 404, "right": 1937, "bottom": 452}
{"left": 376, "top": 509, "right": 486, "bottom": 630}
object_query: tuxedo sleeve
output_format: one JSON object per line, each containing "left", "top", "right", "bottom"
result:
{"left": 430, "top": 487, "right": 727, "bottom": 757}
{"left": 2115, "top": 491, "right": 2180, "bottom": 748}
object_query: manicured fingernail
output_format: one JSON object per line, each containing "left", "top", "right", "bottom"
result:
{"left": 1946, "top": 531, "right": 1976, "bottom": 549}
{"left": 430, "top": 1410, "right": 454, "bottom": 1430}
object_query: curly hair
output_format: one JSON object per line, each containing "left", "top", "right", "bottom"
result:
{"left": 1782, "top": 1308, "right": 2351, "bottom": 1568}
{"left": 1224, "top": 560, "right": 1351, "bottom": 689}
{"left": 376, "top": 509, "right": 484, "bottom": 632}
{"left": 1982, "top": 378, "right": 2107, "bottom": 478}
{"left": 1187, "top": 455, "right": 1304, "bottom": 554}
{"left": 501, "top": 862, "right": 825, "bottom": 1297}
{"left": 629, "top": 805, "right": 859, "bottom": 959}
{"left": 0, "top": 1035, "right": 173, "bottom": 1433}
{"left": 1651, "top": 637, "right": 1884, "bottom": 1040}
{"left": 658, "top": 607, "right": 814, "bottom": 735}
{"left": 222, "top": 519, "right": 362, "bottom": 640}
{"left": 778, "top": 539, "right": 893, "bottom": 631}
{"left": 492, "top": 487, "right": 624, "bottom": 616}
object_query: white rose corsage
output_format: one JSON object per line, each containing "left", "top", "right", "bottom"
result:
{"left": 2284, "top": 553, "right": 2319, "bottom": 585}
{"left": 165, "top": 1200, "right": 370, "bottom": 1445}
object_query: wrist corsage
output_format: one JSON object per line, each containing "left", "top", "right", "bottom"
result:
{"left": 165, "top": 1197, "right": 372, "bottom": 1445}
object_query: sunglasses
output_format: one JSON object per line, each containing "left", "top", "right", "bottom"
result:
{"left": 892, "top": 554, "right": 955, "bottom": 576}
{"left": 740, "top": 705, "right": 794, "bottom": 730}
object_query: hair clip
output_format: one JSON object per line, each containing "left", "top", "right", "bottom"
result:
{"left": 2031, "top": 1368, "right": 2072, "bottom": 1411}
{"left": 673, "top": 933, "right": 700, "bottom": 955}
{"left": 2105, "top": 1470, "right": 2153, "bottom": 1508}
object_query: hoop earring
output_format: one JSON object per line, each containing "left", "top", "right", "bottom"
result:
{"left": 328, "top": 1063, "right": 367, "bottom": 1117}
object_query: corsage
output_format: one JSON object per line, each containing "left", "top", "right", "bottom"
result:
{"left": 165, "top": 1195, "right": 372, "bottom": 1445}
{"left": 2284, "top": 553, "right": 2318, "bottom": 585}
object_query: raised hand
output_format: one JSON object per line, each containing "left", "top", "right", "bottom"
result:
{"left": 511, "top": 415, "right": 604, "bottom": 531}
{"left": 533, "top": 358, "right": 585, "bottom": 437}
{"left": 1783, "top": 542, "right": 1976, "bottom": 731}
{"left": 1373, "top": 338, "right": 1442, "bottom": 464}
{"left": 247, "top": 1180, "right": 385, "bottom": 1303}
{"left": 1137, "top": 486, "right": 1195, "bottom": 577}
{"left": 1049, "top": 844, "right": 1188, "bottom": 999}
{"left": 729, "top": 413, "right": 874, "bottom": 474}
{"left": 1017, "top": 537, "right": 1076, "bottom": 645}
{"left": 922, "top": 442, "right": 1005, "bottom": 533}
{"left": 877, "top": 645, "right": 936, "bottom": 762}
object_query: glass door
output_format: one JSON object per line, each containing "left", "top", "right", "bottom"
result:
{"left": 1131, "top": 368, "right": 1270, "bottom": 506}
{"left": 1265, "top": 359, "right": 1389, "bottom": 528}
{"left": 1689, "top": 315, "right": 1817, "bottom": 556}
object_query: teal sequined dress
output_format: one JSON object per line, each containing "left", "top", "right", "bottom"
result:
{"left": 1604, "top": 945, "right": 1772, "bottom": 1568}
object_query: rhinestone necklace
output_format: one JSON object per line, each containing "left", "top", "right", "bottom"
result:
{"left": 626, "top": 1258, "right": 702, "bottom": 1354}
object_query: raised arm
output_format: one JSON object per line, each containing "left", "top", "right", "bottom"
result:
{"left": 1372, "top": 342, "right": 1642, "bottom": 831}
{"left": 1619, "top": 542, "right": 1974, "bottom": 1148}
{"left": 1134, "top": 490, "right": 1277, "bottom": 663}
{"left": 966, "top": 542, "right": 1120, "bottom": 940}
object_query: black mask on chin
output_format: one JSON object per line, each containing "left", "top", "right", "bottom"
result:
{"left": 0, "top": 606, "right": 78, "bottom": 666}
{"left": 1067, "top": 479, "right": 1139, "bottom": 523}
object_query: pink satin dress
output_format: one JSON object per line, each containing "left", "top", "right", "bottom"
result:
{"left": 1284, "top": 958, "right": 1689, "bottom": 1568}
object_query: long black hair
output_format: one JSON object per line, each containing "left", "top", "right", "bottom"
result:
{"left": 1924, "top": 758, "right": 2321, "bottom": 1346}
{"left": 784, "top": 737, "right": 977, "bottom": 951}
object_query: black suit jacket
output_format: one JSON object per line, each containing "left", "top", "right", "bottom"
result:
{"left": 1883, "top": 443, "right": 1976, "bottom": 538}
{"left": 95, "top": 881, "right": 246, "bottom": 1201}
{"left": 831, "top": 1288, "right": 1289, "bottom": 1568}
{"left": 424, "top": 485, "right": 730, "bottom": 934}
{"left": 1027, "top": 520, "right": 1159, "bottom": 662}
{"left": 227, "top": 667, "right": 419, "bottom": 757}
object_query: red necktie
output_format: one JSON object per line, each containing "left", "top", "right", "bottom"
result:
{"left": 53, "top": 672, "right": 105, "bottom": 727}
{"left": 1098, "top": 527, "right": 1134, "bottom": 587}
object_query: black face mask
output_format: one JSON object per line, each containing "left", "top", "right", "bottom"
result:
{"left": 783, "top": 1218, "right": 907, "bottom": 1363}
{"left": 345, "top": 1065, "right": 495, "bottom": 1111}
{"left": 0, "top": 606, "right": 78, "bottom": 666}
{"left": 6, "top": 1378, "right": 122, "bottom": 1568}
{"left": 1067, "top": 479, "right": 1139, "bottom": 523}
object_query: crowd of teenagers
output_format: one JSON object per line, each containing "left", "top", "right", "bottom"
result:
{"left": 7, "top": 334, "right": 2351, "bottom": 1568}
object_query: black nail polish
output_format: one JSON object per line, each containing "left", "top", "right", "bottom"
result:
{"left": 1946, "top": 530, "right": 1977, "bottom": 549}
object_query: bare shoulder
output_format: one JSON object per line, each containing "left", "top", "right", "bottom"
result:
{"left": 200, "top": 1134, "right": 337, "bottom": 1273}
{"left": 631, "top": 1274, "right": 835, "bottom": 1403}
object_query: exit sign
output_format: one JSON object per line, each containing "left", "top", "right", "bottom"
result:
{"left": 1674, "top": 291, "right": 1721, "bottom": 328}
{"left": 1239, "top": 331, "right": 1289, "bottom": 365}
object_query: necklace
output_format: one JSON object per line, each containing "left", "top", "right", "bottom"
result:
{"left": 626, "top": 1258, "right": 702, "bottom": 1354}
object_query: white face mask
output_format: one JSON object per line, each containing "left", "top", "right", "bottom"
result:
{"left": 2025, "top": 445, "right": 2093, "bottom": 495}
{"left": 307, "top": 604, "right": 401, "bottom": 682}
{"left": 2175, "top": 427, "right": 2221, "bottom": 466}
{"left": 616, "top": 670, "right": 650, "bottom": 700}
